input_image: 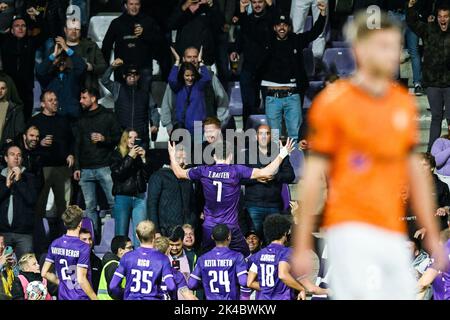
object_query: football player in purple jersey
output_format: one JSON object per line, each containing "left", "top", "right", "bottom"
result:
{"left": 168, "top": 138, "right": 294, "bottom": 256}
{"left": 41, "top": 206, "right": 97, "bottom": 300}
{"left": 188, "top": 224, "right": 249, "bottom": 300}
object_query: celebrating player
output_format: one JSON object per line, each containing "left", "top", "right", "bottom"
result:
{"left": 41, "top": 206, "right": 98, "bottom": 300}
{"left": 109, "top": 220, "right": 176, "bottom": 300}
{"left": 247, "top": 214, "right": 307, "bottom": 300}
{"left": 168, "top": 138, "right": 294, "bottom": 256}
{"left": 187, "top": 224, "right": 248, "bottom": 300}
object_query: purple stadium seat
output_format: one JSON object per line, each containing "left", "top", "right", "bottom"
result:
{"left": 245, "top": 114, "right": 268, "bottom": 131}
{"left": 81, "top": 217, "right": 95, "bottom": 244}
{"left": 322, "top": 48, "right": 356, "bottom": 77}
{"left": 303, "top": 81, "right": 324, "bottom": 110}
{"left": 42, "top": 217, "right": 50, "bottom": 237}
{"left": 228, "top": 82, "right": 243, "bottom": 116}
{"left": 303, "top": 48, "right": 315, "bottom": 78}
{"left": 304, "top": 16, "right": 313, "bottom": 32}
{"left": 94, "top": 217, "right": 114, "bottom": 254}
{"left": 330, "top": 41, "right": 350, "bottom": 48}
{"left": 289, "top": 148, "right": 305, "bottom": 182}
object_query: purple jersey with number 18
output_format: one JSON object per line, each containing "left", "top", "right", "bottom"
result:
{"left": 188, "top": 164, "right": 253, "bottom": 226}
{"left": 45, "top": 235, "right": 92, "bottom": 300}
{"left": 250, "top": 243, "right": 293, "bottom": 300}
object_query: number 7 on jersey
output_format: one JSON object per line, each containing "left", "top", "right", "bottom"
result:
{"left": 213, "top": 181, "right": 223, "bottom": 202}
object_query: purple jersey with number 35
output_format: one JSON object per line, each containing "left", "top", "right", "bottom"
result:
{"left": 188, "top": 164, "right": 253, "bottom": 226}
{"left": 46, "top": 235, "right": 92, "bottom": 300}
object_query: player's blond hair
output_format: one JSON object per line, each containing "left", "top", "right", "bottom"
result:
{"left": 154, "top": 236, "right": 170, "bottom": 254}
{"left": 344, "top": 10, "right": 402, "bottom": 44}
{"left": 136, "top": 220, "right": 156, "bottom": 243}
{"left": 18, "top": 253, "right": 36, "bottom": 272}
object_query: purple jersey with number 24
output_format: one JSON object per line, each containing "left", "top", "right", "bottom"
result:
{"left": 188, "top": 164, "right": 253, "bottom": 226}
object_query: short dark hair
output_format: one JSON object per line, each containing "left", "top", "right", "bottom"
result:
{"left": 40, "top": 90, "right": 56, "bottom": 102}
{"left": 5, "top": 144, "right": 22, "bottom": 156}
{"left": 25, "top": 125, "right": 39, "bottom": 135}
{"left": 420, "top": 152, "right": 436, "bottom": 168}
{"left": 203, "top": 117, "right": 221, "bottom": 128}
{"left": 81, "top": 87, "right": 100, "bottom": 100}
{"left": 62, "top": 205, "right": 83, "bottom": 230}
{"left": 212, "top": 224, "right": 230, "bottom": 242}
{"left": 111, "top": 235, "right": 131, "bottom": 255}
{"left": 79, "top": 228, "right": 91, "bottom": 236}
{"left": 437, "top": 4, "right": 450, "bottom": 13}
{"left": 263, "top": 214, "right": 291, "bottom": 243}
{"left": 177, "top": 62, "right": 201, "bottom": 84}
{"left": 168, "top": 226, "right": 185, "bottom": 242}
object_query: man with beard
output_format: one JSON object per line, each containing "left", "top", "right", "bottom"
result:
{"left": 407, "top": 0, "right": 450, "bottom": 152}
{"left": 259, "top": 7, "right": 326, "bottom": 144}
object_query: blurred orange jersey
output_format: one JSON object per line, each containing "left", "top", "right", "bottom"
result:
{"left": 307, "top": 79, "right": 418, "bottom": 234}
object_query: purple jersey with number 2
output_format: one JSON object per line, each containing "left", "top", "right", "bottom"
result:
{"left": 46, "top": 235, "right": 92, "bottom": 300}
{"left": 188, "top": 164, "right": 253, "bottom": 226}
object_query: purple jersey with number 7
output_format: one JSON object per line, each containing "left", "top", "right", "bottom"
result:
{"left": 188, "top": 164, "right": 253, "bottom": 226}
{"left": 45, "top": 235, "right": 92, "bottom": 300}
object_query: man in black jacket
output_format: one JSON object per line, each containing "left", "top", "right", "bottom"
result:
{"left": 168, "top": 0, "right": 225, "bottom": 68}
{"left": 229, "top": 0, "right": 276, "bottom": 126}
{"left": 260, "top": 7, "right": 326, "bottom": 143}
{"left": 64, "top": 18, "right": 107, "bottom": 91}
{"left": 407, "top": 0, "right": 450, "bottom": 152}
{"left": 79, "top": 228, "right": 102, "bottom": 293}
{"left": 0, "top": 14, "right": 46, "bottom": 120}
{"left": 101, "top": 0, "right": 168, "bottom": 92}
{"left": 14, "top": 125, "right": 42, "bottom": 178}
{"left": 147, "top": 148, "right": 197, "bottom": 237}
{"left": 241, "top": 124, "right": 295, "bottom": 238}
{"left": 28, "top": 90, "right": 74, "bottom": 241}
{"left": 0, "top": 81, "right": 26, "bottom": 155}
{"left": 0, "top": 145, "right": 39, "bottom": 259}
{"left": 73, "top": 88, "right": 122, "bottom": 240}
{"left": 101, "top": 59, "right": 160, "bottom": 149}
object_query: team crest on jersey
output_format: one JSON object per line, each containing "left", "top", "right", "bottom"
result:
{"left": 349, "top": 153, "right": 370, "bottom": 172}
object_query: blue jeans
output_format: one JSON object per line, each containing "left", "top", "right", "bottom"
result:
{"left": 113, "top": 194, "right": 147, "bottom": 246}
{"left": 79, "top": 167, "right": 115, "bottom": 237}
{"left": 388, "top": 11, "right": 422, "bottom": 85}
{"left": 265, "top": 94, "right": 302, "bottom": 142}
{"left": 247, "top": 206, "right": 281, "bottom": 238}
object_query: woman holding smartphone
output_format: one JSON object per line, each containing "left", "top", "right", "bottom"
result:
{"left": 110, "top": 129, "right": 152, "bottom": 246}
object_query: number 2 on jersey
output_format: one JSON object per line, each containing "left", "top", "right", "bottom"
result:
{"left": 213, "top": 181, "right": 223, "bottom": 202}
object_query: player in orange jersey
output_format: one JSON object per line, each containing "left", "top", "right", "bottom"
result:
{"left": 291, "top": 10, "right": 448, "bottom": 299}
